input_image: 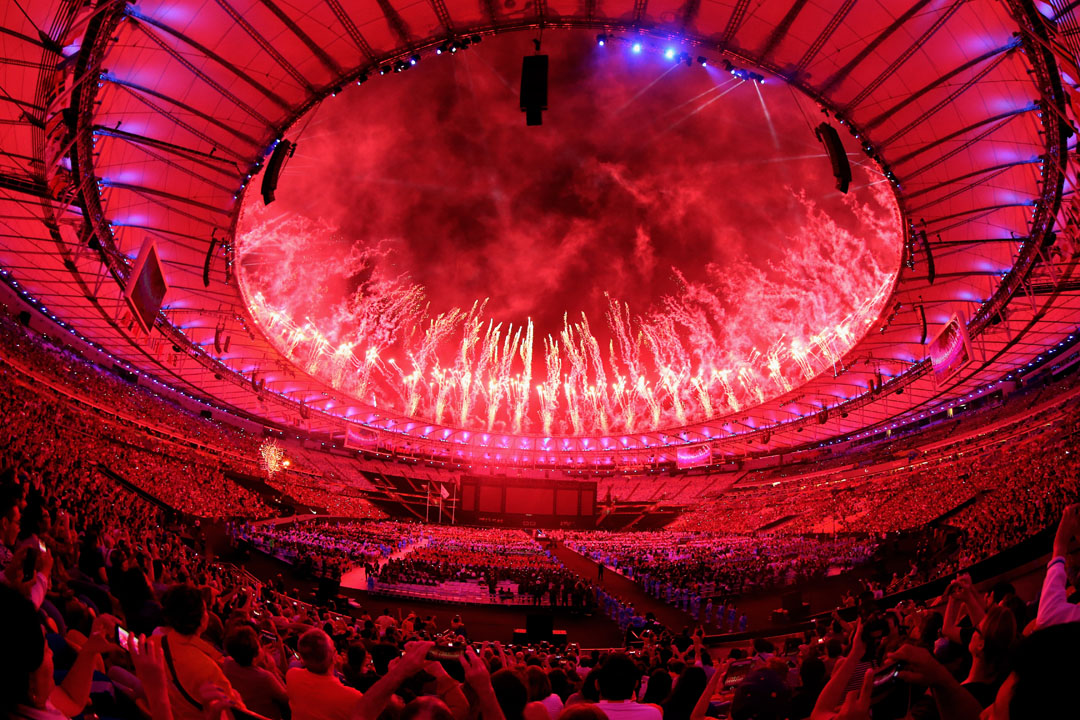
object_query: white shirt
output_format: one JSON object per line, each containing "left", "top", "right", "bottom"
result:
{"left": 595, "top": 700, "right": 663, "bottom": 720}
{"left": 1037, "top": 558, "right": 1080, "bottom": 628}
{"left": 539, "top": 693, "right": 563, "bottom": 718}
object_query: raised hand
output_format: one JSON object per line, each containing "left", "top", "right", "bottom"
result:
{"left": 1053, "top": 503, "right": 1080, "bottom": 557}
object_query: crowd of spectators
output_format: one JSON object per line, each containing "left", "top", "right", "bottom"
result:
{"left": 554, "top": 531, "right": 876, "bottom": 628}
{"left": 0, "top": 364, "right": 271, "bottom": 519}
{"left": 673, "top": 387, "right": 1080, "bottom": 541}
{"left": 3, "top": 429, "right": 1079, "bottom": 720}
{"left": 6, "top": 305, "right": 1080, "bottom": 719}
{"left": 266, "top": 480, "right": 385, "bottom": 520}
{"left": 233, "top": 520, "right": 427, "bottom": 580}
{"left": 0, "top": 316, "right": 265, "bottom": 459}
{"left": 373, "top": 526, "right": 589, "bottom": 608}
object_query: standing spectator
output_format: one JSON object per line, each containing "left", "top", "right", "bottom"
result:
{"left": 1037, "top": 503, "right": 1080, "bottom": 628}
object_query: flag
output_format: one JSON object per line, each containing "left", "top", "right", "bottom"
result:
{"left": 439, "top": 484, "right": 450, "bottom": 499}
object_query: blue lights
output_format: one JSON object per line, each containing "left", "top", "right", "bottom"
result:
{"left": 597, "top": 36, "right": 717, "bottom": 72}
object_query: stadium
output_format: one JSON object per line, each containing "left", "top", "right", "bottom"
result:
{"left": 1, "top": 0, "right": 1079, "bottom": 719}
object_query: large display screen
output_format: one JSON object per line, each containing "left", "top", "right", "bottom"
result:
{"left": 477, "top": 485, "right": 502, "bottom": 513}
{"left": 505, "top": 487, "right": 550, "bottom": 514}
{"left": 458, "top": 475, "right": 596, "bottom": 527}
{"left": 124, "top": 238, "right": 168, "bottom": 334}
{"left": 929, "top": 314, "right": 972, "bottom": 384}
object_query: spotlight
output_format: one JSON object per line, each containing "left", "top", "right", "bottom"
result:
{"left": 697, "top": 56, "right": 707, "bottom": 67}
{"left": 355, "top": 73, "right": 367, "bottom": 85}
{"left": 632, "top": 42, "right": 642, "bottom": 53}
{"left": 410, "top": 54, "right": 420, "bottom": 65}
{"left": 436, "top": 43, "right": 448, "bottom": 54}
{"left": 664, "top": 48, "right": 676, "bottom": 60}
{"left": 450, "top": 42, "right": 458, "bottom": 53}
{"left": 597, "top": 34, "right": 606, "bottom": 46}
{"left": 379, "top": 65, "right": 390, "bottom": 75}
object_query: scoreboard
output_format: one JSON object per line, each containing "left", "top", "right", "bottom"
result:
{"left": 457, "top": 475, "right": 597, "bottom": 528}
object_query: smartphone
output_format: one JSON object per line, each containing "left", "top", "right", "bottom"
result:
{"left": 427, "top": 642, "right": 465, "bottom": 661}
{"left": 22, "top": 547, "right": 39, "bottom": 582}
{"left": 722, "top": 659, "right": 753, "bottom": 690}
{"left": 116, "top": 625, "right": 140, "bottom": 652}
{"left": 874, "top": 662, "right": 904, "bottom": 684}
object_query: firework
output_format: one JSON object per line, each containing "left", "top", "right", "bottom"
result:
{"left": 259, "top": 438, "right": 286, "bottom": 477}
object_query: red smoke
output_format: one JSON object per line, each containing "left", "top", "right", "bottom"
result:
{"left": 237, "top": 31, "right": 900, "bottom": 436}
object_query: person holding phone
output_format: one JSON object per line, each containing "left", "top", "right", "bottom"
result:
{"left": 0, "top": 483, "right": 51, "bottom": 610}
{"left": 2, "top": 538, "right": 51, "bottom": 610}
{"left": 0, "top": 584, "right": 122, "bottom": 720}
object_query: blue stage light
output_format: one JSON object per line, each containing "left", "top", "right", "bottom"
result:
{"left": 664, "top": 48, "right": 676, "bottom": 60}
{"left": 632, "top": 42, "right": 642, "bottom": 53}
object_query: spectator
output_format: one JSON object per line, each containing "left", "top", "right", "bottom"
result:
{"left": 342, "top": 642, "right": 375, "bottom": 692}
{"left": 639, "top": 668, "right": 671, "bottom": 706}
{"left": 661, "top": 666, "right": 707, "bottom": 720}
{"left": 1037, "top": 503, "right": 1080, "bottom": 628}
{"left": 160, "top": 584, "right": 244, "bottom": 720}
{"left": 595, "top": 653, "right": 660, "bottom": 719}
{"left": 732, "top": 668, "right": 791, "bottom": 720}
{"left": 286, "top": 629, "right": 363, "bottom": 720}
{"left": 790, "top": 656, "right": 826, "bottom": 719}
{"left": 0, "top": 584, "right": 120, "bottom": 720}
{"left": 526, "top": 665, "right": 563, "bottom": 718}
{"left": 223, "top": 625, "right": 289, "bottom": 720}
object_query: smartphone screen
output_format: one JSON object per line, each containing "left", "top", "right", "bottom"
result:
{"left": 723, "top": 660, "right": 753, "bottom": 690}
{"left": 116, "top": 626, "right": 139, "bottom": 651}
{"left": 427, "top": 642, "right": 465, "bottom": 661}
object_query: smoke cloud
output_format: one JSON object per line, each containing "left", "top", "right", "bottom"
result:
{"left": 236, "top": 32, "right": 901, "bottom": 436}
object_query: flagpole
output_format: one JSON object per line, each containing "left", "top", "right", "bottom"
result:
{"left": 426, "top": 480, "right": 431, "bottom": 522}
{"left": 451, "top": 480, "right": 457, "bottom": 525}
{"left": 438, "top": 485, "right": 443, "bottom": 524}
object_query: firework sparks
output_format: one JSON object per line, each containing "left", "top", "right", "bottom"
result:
{"left": 234, "top": 32, "right": 901, "bottom": 438}
{"left": 259, "top": 438, "right": 286, "bottom": 477}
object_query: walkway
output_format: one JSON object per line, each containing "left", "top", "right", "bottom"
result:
{"left": 550, "top": 540, "right": 697, "bottom": 633}
{"left": 340, "top": 538, "right": 427, "bottom": 591}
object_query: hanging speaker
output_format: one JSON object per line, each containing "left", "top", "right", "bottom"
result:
{"left": 203, "top": 235, "right": 217, "bottom": 288}
{"left": 920, "top": 231, "right": 936, "bottom": 285}
{"left": 814, "top": 122, "right": 851, "bottom": 193}
{"left": 520, "top": 55, "right": 549, "bottom": 126}
{"left": 261, "top": 140, "right": 294, "bottom": 205}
